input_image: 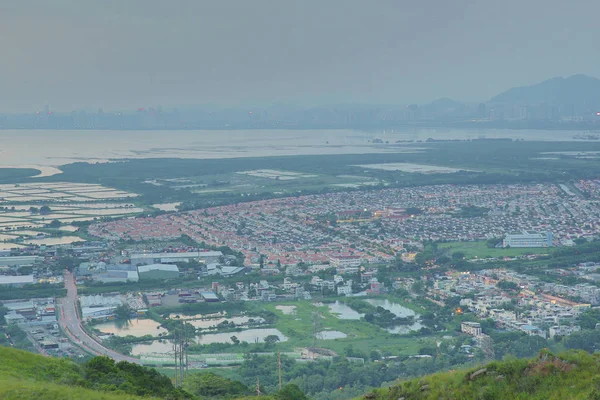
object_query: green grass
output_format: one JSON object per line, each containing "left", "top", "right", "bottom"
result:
{"left": 0, "top": 346, "right": 274, "bottom": 399}
{"left": 261, "top": 300, "right": 422, "bottom": 356}
{"left": 439, "top": 241, "right": 549, "bottom": 259}
{"left": 0, "top": 347, "right": 143, "bottom": 399}
{"left": 0, "top": 378, "right": 146, "bottom": 400}
{"left": 361, "top": 350, "right": 600, "bottom": 400}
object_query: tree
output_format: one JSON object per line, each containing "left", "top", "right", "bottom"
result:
{"left": 28, "top": 207, "right": 39, "bottom": 214}
{"left": 412, "top": 280, "right": 425, "bottom": 295}
{"left": 48, "top": 219, "right": 61, "bottom": 228}
{"left": 184, "top": 372, "right": 248, "bottom": 398}
{"left": 264, "top": 335, "right": 280, "bottom": 347}
{"left": 58, "top": 256, "right": 79, "bottom": 272}
{"left": 230, "top": 335, "right": 240, "bottom": 345}
{"left": 436, "top": 255, "right": 451, "bottom": 264}
{"left": 17, "top": 266, "right": 33, "bottom": 275}
{"left": 451, "top": 251, "right": 465, "bottom": 261}
{"left": 579, "top": 308, "right": 600, "bottom": 330}
{"left": 115, "top": 304, "right": 132, "bottom": 321}
{"left": 39, "top": 205, "right": 51, "bottom": 215}
{"left": 277, "top": 384, "right": 307, "bottom": 400}
{"left": 497, "top": 280, "right": 520, "bottom": 292}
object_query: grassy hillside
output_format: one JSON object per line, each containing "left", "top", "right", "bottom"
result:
{"left": 0, "top": 346, "right": 284, "bottom": 400}
{"left": 0, "top": 346, "right": 188, "bottom": 400}
{"left": 360, "top": 349, "right": 600, "bottom": 400}
{"left": 0, "top": 378, "right": 144, "bottom": 400}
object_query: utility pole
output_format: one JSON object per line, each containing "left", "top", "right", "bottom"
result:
{"left": 312, "top": 309, "right": 323, "bottom": 349}
{"left": 278, "top": 350, "right": 282, "bottom": 391}
{"left": 184, "top": 322, "right": 189, "bottom": 378}
{"left": 173, "top": 334, "right": 179, "bottom": 387}
{"left": 173, "top": 321, "right": 188, "bottom": 388}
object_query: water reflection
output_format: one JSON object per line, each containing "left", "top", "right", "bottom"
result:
{"left": 95, "top": 319, "right": 168, "bottom": 337}
{"left": 196, "top": 328, "right": 287, "bottom": 345}
{"left": 188, "top": 316, "right": 264, "bottom": 329}
{"left": 364, "top": 299, "right": 423, "bottom": 334}
{"left": 328, "top": 301, "right": 364, "bottom": 320}
{"left": 132, "top": 340, "right": 174, "bottom": 356}
{"left": 316, "top": 330, "right": 347, "bottom": 340}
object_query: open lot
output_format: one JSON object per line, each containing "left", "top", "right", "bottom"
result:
{"left": 236, "top": 169, "right": 318, "bottom": 180}
{"left": 353, "top": 162, "right": 474, "bottom": 173}
{"left": 262, "top": 300, "right": 421, "bottom": 356}
{"left": 438, "top": 241, "right": 550, "bottom": 259}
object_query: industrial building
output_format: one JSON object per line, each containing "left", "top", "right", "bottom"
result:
{"left": 0, "top": 274, "right": 35, "bottom": 287}
{"left": 130, "top": 251, "right": 223, "bottom": 266}
{"left": 77, "top": 262, "right": 139, "bottom": 283}
{"left": 94, "top": 270, "right": 139, "bottom": 283}
{"left": 0, "top": 256, "right": 41, "bottom": 267}
{"left": 204, "top": 263, "right": 246, "bottom": 277}
{"left": 503, "top": 231, "right": 553, "bottom": 248}
{"left": 137, "top": 264, "right": 180, "bottom": 280}
{"left": 200, "top": 291, "right": 220, "bottom": 302}
{"left": 79, "top": 294, "right": 123, "bottom": 321}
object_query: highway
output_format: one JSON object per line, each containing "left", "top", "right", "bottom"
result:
{"left": 58, "top": 271, "right": 142, "bottom": 364}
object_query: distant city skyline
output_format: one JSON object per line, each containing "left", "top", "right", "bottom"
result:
{"left": 1, "top": 1, "right": 599, "bottom": 112}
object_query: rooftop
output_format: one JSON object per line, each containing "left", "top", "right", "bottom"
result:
{"left": 0, "top": 275, "right": 35, "bottom": 285}
{"left": 137, "top": 264, "right": 180, "bottom": 273}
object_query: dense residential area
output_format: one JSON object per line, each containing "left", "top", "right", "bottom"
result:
{"left": 2, "top": 176, "right": 600, "bottom": 398}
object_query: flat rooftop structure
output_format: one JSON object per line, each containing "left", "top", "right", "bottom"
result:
{"left": 0, "top": 256, "right": 41, "bottom": 266}
{"left": 130, "top": 251, "right": 223, "bottom": 265}
{"left": 0, "top": 275, "right": 35, "bottom": 285}
{"left": 2, "top": 300, "right": 35, "bottom": 311}
{"left": 200, "top": 291, "right": 219, "bottom": 301}
{"left": 137, "top": 264, "right": 180, "bottom": 273}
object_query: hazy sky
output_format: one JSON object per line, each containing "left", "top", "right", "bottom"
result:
{"left": 1, "top": 0, "right": 599, "bottom": 112}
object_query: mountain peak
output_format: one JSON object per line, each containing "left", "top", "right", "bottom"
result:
{"left": 490, "top": 74, "right": 600, "bottom": 106}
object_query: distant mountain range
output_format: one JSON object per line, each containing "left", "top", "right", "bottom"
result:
{"left": 420, "top": 74, "right": 600, "bottom": 121}
{"left": 490, "top": 74, "right": 600, "bottom": 106}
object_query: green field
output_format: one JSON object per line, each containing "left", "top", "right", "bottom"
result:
{"left": 439, "top": 241, "right": 550, "bottom": 259}
{"left": 262, "top": 300, "right": 423, "bottom": 356}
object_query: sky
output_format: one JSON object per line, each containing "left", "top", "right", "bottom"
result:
{"left": 1, "top": 0, "right": 599, "bottom": 112}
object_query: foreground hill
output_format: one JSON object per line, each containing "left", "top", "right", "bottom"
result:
{"left": 0, "top": 346, "right": 192, "bottom": 400}
{"left": 360, "top": 349, "right": 598, "bottom": 400}
{"left": 0, "top": 346, "right": 284, "bottom": 400}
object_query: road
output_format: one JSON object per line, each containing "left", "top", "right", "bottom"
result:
{"left": 58, "top": 271, "right": 141, "bottom": 364}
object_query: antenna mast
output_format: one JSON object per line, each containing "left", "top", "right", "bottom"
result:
{"left": 278, "top": 350, "right": 282, "bottom": 391}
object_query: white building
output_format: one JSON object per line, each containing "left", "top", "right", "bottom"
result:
{"left": 549, "top": 325, "right": 581, "bottom": 339}
{"left": 130, "top": 251, "right": 223, "bottom": 266}
{"left": 461, "top": 321, "right": 482, "bottom": 336}
{"left": 337, "top": 280, "right": 353, "bottom": 295}
{"left": 329, "top": 256, "right": 361, "bottom": 269}
{"left": 503, "top": 231, "right": 553, "bottom": 248}
{"left": 0, "top": 275, "right": 34, "bottom": 287}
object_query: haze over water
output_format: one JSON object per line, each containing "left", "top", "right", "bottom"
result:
{"left": 0, "top": 128, "right": 591, "bottom": 167}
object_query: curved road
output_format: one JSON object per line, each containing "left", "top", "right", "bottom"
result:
{"left": 58, "top": 271, "right": 141, "bottom": 364}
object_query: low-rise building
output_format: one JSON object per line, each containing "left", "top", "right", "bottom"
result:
{"left": 0, "top": 275, "right": 34, "bottom": 287}
{"left": 461, "top": 321, "right": 482, "bottom": 336}
{"left": 549, "top": 325, "right": 581, "bottom": 339}
{"left": 137, "top": 264, "right": 180, "bottom": 280}
{"left": 503, "top": 231, "right": 553, "bottom": 248}
{"left": 329, "top": 255, "right": 361, "bottom": 269}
